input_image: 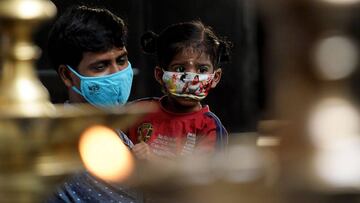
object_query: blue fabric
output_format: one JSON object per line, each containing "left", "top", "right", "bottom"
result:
{"left": 46, "top": 172, "right": 143, "bottom": 203}
{"left": 204, "top": 112, "right": 228, "bottom": 150}
{"left": 68, "top": 62, "right": 133, "bottom": 108}
{"left": 116, "top": 130, "right": 134, "bottom": 149}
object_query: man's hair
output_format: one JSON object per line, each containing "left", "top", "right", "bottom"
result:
{"left": 47, "top": 6, "right": 127, "bottom": 71}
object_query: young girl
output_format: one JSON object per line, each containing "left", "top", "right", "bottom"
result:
{"left": 129, "top": 21, "right": 232, "bottom": 160}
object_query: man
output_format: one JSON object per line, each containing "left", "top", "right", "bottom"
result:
{"left": 48, "top": 5, "right": 133, "bottom": 108}
{"left": 46, "top": 5, "right": 141, "bottom": 202}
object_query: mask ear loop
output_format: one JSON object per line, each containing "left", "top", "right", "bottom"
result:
{"left": 66, "top": 65, "right": 85, "bottom": 97}
{"left": 159, "top": 68, "right": 169, "bottom": 95}
{"left": 66, "top": 65, "right": 83, "bottom": 78}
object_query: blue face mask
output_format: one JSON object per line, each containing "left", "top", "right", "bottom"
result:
{"left": 67, "top": 62, "right": 133, "bottom": 108}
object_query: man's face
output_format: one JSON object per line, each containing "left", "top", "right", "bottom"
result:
{"left": 70, "top": 46, "right": 128, "bottom": 88}
{"left": 77, "top": 47, "right": 128, "bottom": 76}
{"left": 59, "top": 46, "right": 129, "bottom": 103}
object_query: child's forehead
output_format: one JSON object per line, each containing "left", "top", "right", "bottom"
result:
{"left": 171, "top": 47, "right": 211, "bottom": 62}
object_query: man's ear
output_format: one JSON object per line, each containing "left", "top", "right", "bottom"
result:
{"left": 154, "top": 66, "right": 164, "bottom": 85}
{"left": 211, "top": 68, "right": 222, "bottom": 88}
{"left": 58, "top": 65, "right": 74, "bottom": 88}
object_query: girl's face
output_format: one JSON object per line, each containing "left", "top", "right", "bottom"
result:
{"left": 155, "top": 49, "right": 222, "bottom": 113}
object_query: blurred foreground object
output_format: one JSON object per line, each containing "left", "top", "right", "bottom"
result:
{"left": 126, "top": 136, "right": 280, "bottom": 203}
{"left": 79, "top": 125, "right": 135, "bottom": 183}
{"left": 259, "top": 0, "right": 360, "bottom": 202}
{"left": 0, "top": 0, "right": 150, "bottom": 202}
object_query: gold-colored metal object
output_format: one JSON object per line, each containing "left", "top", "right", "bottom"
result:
{"left": 258, "top": 0, "right": 360, "bottom": 202}
{"left": 0, "top": 0, "right": 56, "bottom": 117}
{"left": 0, "top": 104, "right": 150, "bottom": 203}
{"left": 0, "top": 1, "right": 151, "bottom": 202}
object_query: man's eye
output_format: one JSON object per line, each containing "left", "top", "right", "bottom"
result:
{"left": 116, "top": 56, "right": 127, "bottom": 65}
{"left": 198, "top": 66, "right": 210, "bottom": 73}
{"left": 92, "top": 64, "right": 106, "bottom": 71}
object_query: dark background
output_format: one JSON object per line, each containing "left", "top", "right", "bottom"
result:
{"left": 35, "top": 0, "right": 265, "bottom": 133}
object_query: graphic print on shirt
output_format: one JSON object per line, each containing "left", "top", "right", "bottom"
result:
{"left": 150, "top": 134, "right": 177, "bottom": 157}
{"left": 148, "top": 132, "right": 197, "bottom": 157}
{"left": 137, "top": 123, "right": 153, "bottom": 142}
{"left": 180, "top": 133, "right": 197, "bottom": 156}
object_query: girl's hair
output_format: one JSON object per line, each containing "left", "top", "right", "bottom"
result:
{"left": 141, "top": 21, "right": 232, "bottom": 69}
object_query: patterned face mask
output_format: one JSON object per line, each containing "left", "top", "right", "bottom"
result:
{"left": 162, "top": 71, "right": 214, "bottom": 100}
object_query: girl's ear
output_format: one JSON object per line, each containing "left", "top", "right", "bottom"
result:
{"left": 154, "top": 66, "right": 164, "bottom": 85}
{"left": 59, "top": 65, "right": 74, "bottom": 88}
{"left": 211, "top": 68, "right": 222, "bottom": 88}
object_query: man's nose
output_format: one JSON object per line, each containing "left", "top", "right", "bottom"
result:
{"left": 108, "top": 62, "right": 125, "bottom": 74}
{"left": 108, "top": 66, "right": 118, "bottom": 74}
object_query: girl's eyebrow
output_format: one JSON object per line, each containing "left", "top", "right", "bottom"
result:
{"left": 169, "top": 62, "right": 184, "bottom": 66}
{"left": 197, "top": 63, "right": 212, "bottom": 66}
{"left": 170, "top": 60, "right": 212, "bottom": 66}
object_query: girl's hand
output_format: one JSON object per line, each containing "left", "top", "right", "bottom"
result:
{"left": 132, "top": 142, "right": 157, "bottom": 161}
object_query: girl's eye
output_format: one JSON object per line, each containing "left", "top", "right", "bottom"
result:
{"left": 198, "top": 65, "right": 210, "bottom": 73}
{"left": 173, "top": 66, "right": 185, "bottom": 72}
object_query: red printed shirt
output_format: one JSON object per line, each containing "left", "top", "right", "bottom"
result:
{"left": 128, "top": 97, "right": 228, "bottom": 158}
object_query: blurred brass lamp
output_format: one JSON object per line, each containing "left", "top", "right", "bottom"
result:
{"left": 125, "top": 139, "right": 279, "bottom": 203}
{"left": 0, "top": 0, "right": 150, "bottom": 202}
